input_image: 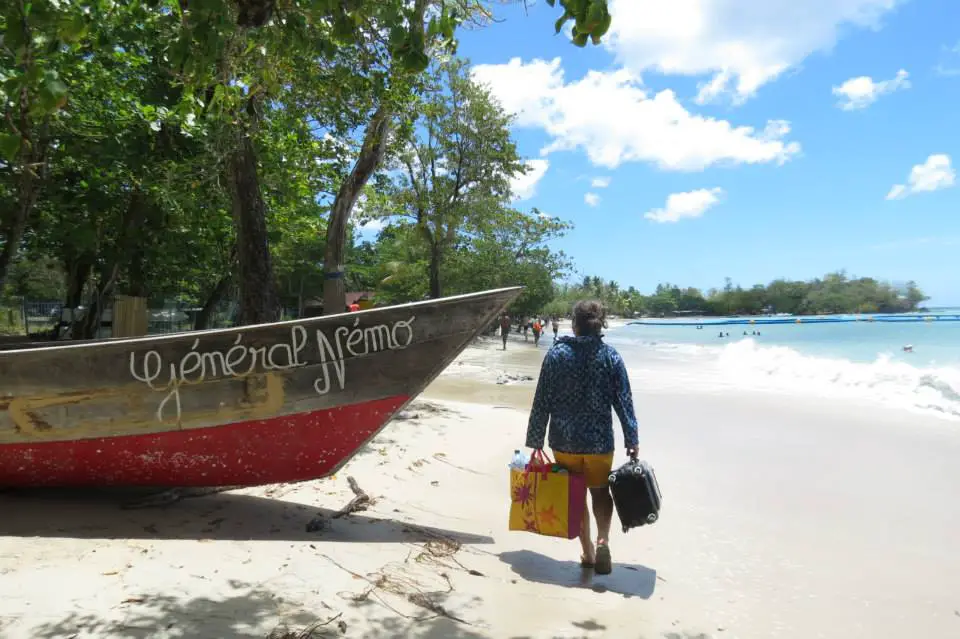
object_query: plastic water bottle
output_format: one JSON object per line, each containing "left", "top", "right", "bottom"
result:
{"left": 510, "top": 449, "right": 526, "bottom": 469}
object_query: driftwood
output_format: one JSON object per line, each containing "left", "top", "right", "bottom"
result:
{"left": 332, "top": 476, "right": 372, "bottom": 519}
{"left": 267, "top": 612, "right": 347, "bottom": 638}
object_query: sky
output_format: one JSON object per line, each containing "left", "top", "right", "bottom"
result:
{"left": 450, "top": 0, "right": 960, "bottom": 305}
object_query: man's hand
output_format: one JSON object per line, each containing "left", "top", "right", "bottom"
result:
{"left": 626, "top": 447, "right": 638, "bottom": 461}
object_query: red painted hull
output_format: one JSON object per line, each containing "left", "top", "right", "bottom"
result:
{"left": 0, "top": 395, "right": 409, "bottom": 487}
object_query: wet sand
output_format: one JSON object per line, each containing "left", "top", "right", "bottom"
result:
{"left": 1, "top": 326, "right": 959, "bottom": 638}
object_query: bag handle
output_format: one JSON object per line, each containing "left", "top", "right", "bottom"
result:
{"left": 525, "top": 448, "right": 553, "bottom": 479}
{"left": 529, "top": 448, "right": 553, "bottom": 465}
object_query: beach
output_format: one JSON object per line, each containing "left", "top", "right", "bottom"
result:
{"left": 2, "top": 325, "right": 960, "bottom": 638}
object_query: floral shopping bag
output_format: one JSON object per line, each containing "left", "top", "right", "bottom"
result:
{"left": 508, "top": 449, "right": 587, "bottom": 539}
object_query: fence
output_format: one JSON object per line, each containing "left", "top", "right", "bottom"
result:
{"left": 0, "top": 300, "right": 59, "bottom": 337}
{"left": 0, "top": 298, "right": 239, "bottom": 339}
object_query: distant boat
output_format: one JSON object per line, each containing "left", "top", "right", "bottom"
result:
{"left": 0, "top": 287, "right": 521, "bottom": 488}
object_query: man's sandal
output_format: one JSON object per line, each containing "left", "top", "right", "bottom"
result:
{"left": 595, "top": 543, "right": 612, "bottom": 575}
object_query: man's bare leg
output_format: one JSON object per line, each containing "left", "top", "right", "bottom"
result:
{"left": 590, "top": 486, "right": 615, "bottom": 573}
{"left": 579, "top": 493, "right": 595, "bottom": 564}
{"left": 590, "top": 486, "right": 614, "bottom": 543}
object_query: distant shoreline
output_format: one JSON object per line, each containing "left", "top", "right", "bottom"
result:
{"left": 621, "top": 308, "right": 950, "bottom": 320}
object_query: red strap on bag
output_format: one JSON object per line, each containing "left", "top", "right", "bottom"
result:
{"left": 525, "top": 448, "right": 553, "bottom": 479}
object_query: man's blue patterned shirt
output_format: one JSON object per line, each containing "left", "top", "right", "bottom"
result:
{"left": 525, "top": 335, "right": 639, "bottom": 455}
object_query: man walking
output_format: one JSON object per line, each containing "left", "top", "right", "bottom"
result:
{"left": 499, "top": 313, "right": 511, "bottom": 350}
{"left": 525, "top": 300, "right": 639, "bottom": 575}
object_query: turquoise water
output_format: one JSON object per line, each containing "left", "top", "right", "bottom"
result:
{"left": 619, "top": 312, "right": 960, "bottom": 367}
{"left": 603, "top": 309, "right": 960, "bottom": 420}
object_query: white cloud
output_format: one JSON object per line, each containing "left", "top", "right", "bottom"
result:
{"left": 606, "top": 0, "right": 902, "bottom": 104}
{"left": 886, "top": 154, "right": 955, "bottom": 200}
{"left": 584, "top": 192, "right": 601, "bottom": 207}
{"left": 832, "top": 69, "right": 909, "bottom": 110}
{"left": 934, "top": 41, "right": 960, "bottom": 76}
{"left": 510, "top": 159, "right": 549, "bottom": 200}
{"left": 472, "top": 57, "right": 800, "bottom": 171}
{"left": 591, "top": 176, "right": 612, "bottom": 188}
{"left": 644, "top": 188, "right": 724, "bottom": 223}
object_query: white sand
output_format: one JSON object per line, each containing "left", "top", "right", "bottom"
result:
{"left": 2, "top": 332, "right": 960, "bottom": 638}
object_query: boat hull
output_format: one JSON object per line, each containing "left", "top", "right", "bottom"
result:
{"left": 0, "top": 395, "right": 409, "bottom": 487}
{"left": 0, "top": 288, "right": 520, "bottom": 487}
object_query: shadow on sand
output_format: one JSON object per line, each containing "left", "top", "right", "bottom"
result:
{"left": 15, "top": 580, "right": 488, "bottom": 639}
{"left": 498, "top": 549, "right": 657, "bottom": 599}
{"left": 0, "top": 488, "right": 493, "bottom": 545}
{"left": 18, "top": 580, "right": 619, "bottom": 639}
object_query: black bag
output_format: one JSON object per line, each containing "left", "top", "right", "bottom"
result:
{"left": 608, "top": 459, "right": 662, "bottom": 532}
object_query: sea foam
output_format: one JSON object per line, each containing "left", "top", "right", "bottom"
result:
{"left": 626, "top": 337, "right": 960, "bottom": 420}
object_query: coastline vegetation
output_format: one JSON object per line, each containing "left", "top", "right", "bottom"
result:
{"left": 544, "top": 273, "right": 929, "bottom": 318}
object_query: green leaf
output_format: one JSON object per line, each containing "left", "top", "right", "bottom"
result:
{"left": 572, "top": 32, "right": 589, "bottom": 47}
{"left": 210, "top": 84, "right": 225, "bottom": 109}
{"left": 0, "top": 132, "right": 21, "bottom": 162}
{"left": 59, "top": 14, "right": 89, "bottom": 44}
{"left": 554, "top": 15, "right": 569, "bottom": 34}
{"left": 595, "top": 14, "right": 612, "bottom": 38}
{"left": 402, "top": 51, "right": 430, "bottom": 74}
{"left": 587, "top": 0, "right": 606, "bottom": 27}
{"left": 38, "top": 73, "right": 69, "bottom": 112}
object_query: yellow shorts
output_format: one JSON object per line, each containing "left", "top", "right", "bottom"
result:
{"left": 552, "top": 451, "right": 614, "bottom": 489}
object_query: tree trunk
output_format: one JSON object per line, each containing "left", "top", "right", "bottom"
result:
{"left": 126, "top": 222, "right": 150, "bottom": 299}
{"left": 76, "top": 190, "right": 147, "bottom": 339}
{"left": 322, "top": 103, "right": 392, "bottom": 315}
{"left": 0, "top": 120, "right": 48, "bottom": 291}
{"left": 428, "top": 242, "right": 442, "bottom": 299}
{"left": 78, "top": 264, "right": 120, "bottom": 340}
{"left": 225, "top": 132, "right": 280, "bottom": 325}
{"left": 194, "top": 274, "right": 233, "bottom": 330}
{"left": 0, "top": 178, "right": 40, "bottom": 291}
{"left": 52, "top": 256, "right": 92, "bottom": 340}
{"left": 64, "top": 259, "right": 91, "bottom": 309}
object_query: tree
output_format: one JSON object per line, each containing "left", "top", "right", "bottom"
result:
{"left": 385, "top": 58, "right": 524, "bottom": 298}
{"left": 903, "top": 280, "right": 928, "bottom": 309}
{"left": 0, "top": 0, "right": 97, "bottom": 289}
{"left": 446, "top": 207, "right": 572, "bottom": 315}
{"left": 315, "top": 0, "right": 615, "bottom": 313}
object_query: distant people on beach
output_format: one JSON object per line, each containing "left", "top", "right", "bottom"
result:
{"left": 552, "top": 317, "right": 560, "bottom": 340}
{"left": 499, "top": 314, "right": 511, "bottom": 350}
{"left": 532, "top": 319, "right": 542, "bottom": 346}
{"left": 523, "top": 320, "right": 531, "bottom": 341}
{"left": 525, "top": 299, "right": 639, "bottom": 575}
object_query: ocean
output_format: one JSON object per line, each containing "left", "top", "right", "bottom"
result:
{"left": 604, "top": 309, "right": 960, "bottom": 421}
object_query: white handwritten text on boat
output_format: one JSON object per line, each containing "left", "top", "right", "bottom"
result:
{"left": 128, "top": 316, "right": 416, "bottom": 421}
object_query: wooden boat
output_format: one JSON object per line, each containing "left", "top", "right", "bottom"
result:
{"left": 0, "top": 287, "right": 521, "bottom": 488}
